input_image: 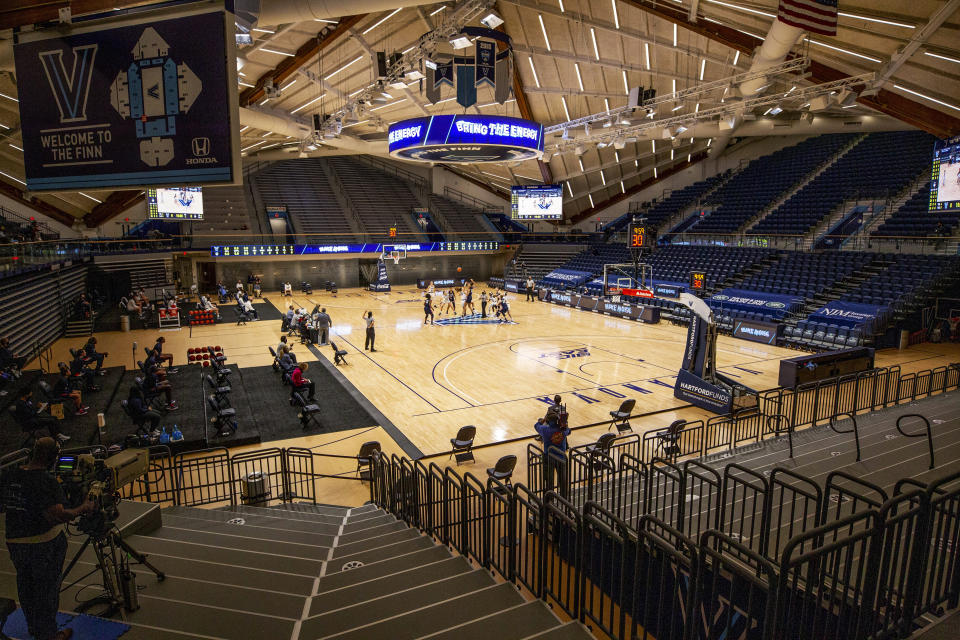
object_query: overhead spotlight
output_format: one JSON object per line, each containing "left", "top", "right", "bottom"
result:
{"left": 575, "top": 144, "right": 585, "bottom": 156}
{"left": 561, "top": 128, "right": 570, "bottom": 140}
{"left": 424, "top": 58, "right": 438, "bottom": 71}
{"left": 480, "top": 12, "right": 504, "bottom": 28}
{"left": 388, "top": 79, "right": 408, "bottom": 90}
{"left": 613, "top": 138, "right": 626, "bottom": 150}
{"left": 603, "top": 118, "right": 613, "bottom": 128}
{"left": 769, "top": 105, "right": 783, "bottom": 115}
{"left": 839, "top": 90, "right": 859, "bottom": 108}
{"left": 597, "top": 142, "right": 609, "bottom": 149}
{"left": 405, "top": 69, "right": 425, "bottom": 80}
{"left": 675, "top": 125, "right": 687, "bottom": 134}
{"left": 450, "top": 35, "right": 472, "bottom": 49}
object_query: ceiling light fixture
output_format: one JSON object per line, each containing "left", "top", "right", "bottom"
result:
{"left": 252, "top": 27, "right": 274, "bottom": 34}
{"left": 362, "top": 8, "right": 401, "bottom": 35}
{"left": 733, "top": 51, "right": 740, "bottom": 66}
{"left": 704, "top": 0, "right": 774, "bottom": 18}
{"left": 600, "top": 169, "right": 607, "bottom": 184}
{"left": 621, "top": 181, "right": 626, "bottom": 194}
{"left": 450, "top": 35, "right": 472, "bottom": 49}
{"left": 924, "top": 51, "right": 960, "bottom": 65}
{"left": 622, "top": 70, "right": 629, "bottom": 94}
{"left": 259, "top": 47, "right": 294, "bottom": 57}
{"left": 672, "top": 23, "right": 677, "bottom": 47}
{"left": 808, "top": 39, "right": 882, "bottom": 63}
{"left": 611, "top": 0, "right": 620, "bottom": 29}
{"left": 429, "top": 5, "right": 447, "bottom": 16}
{"left": 589, "top": 194, "right": 595, "bottom": 208}
{"left": 699, "top": 58, "right": 706, "bottom": 81}
{"left": 575, "top": 63, "right": 585, "bottom": 91}
{"left": 644, "top": 43, "right": 651, "bottom": 70}
{"left": 9, "top": 143, "right": 23, "bottom": 152}
{"left": 239, "top": 80, "right": 255, "bottom": 88}
{"left": 562, "top": 96, "right": 571, "bottom": 121}
{"left": 567, "top": 182, "right": 574, "bottom": 197}
{"left": 324, "top": 55, "right": 363, "bottom": 80}
{"left": 893, "top": 84, "right": 960, "bottom": 112}
{"left": 78, "top": 192, "right": 102, "bottom": 203}
{"left": 480, "top": 12, "right": 504, "bottom": 28}
{"left": 578, "top": 158, "right": 585, "bottom": 171}
{"left": 528, "top": 57, "right": 541, "bottom": 88}
{"left": 671, "top": 104, "right": 683, "bottom": 112}
{"left": 653, "top": 167, "right": 658, "bottom": 178}
{"left": 558, "top": 0, "right": 565, "bottom": 12}
{"left": 291, "top": 94, "right": 325, "bottom": 113}
{"left": 538, "top": 14, "right": 552, "bottom": 51}
{"left": 838, "top": 11, "right": 914, "bottom": 28}
{"left": 591, "top": 28, "right": 600, "bottom": 61}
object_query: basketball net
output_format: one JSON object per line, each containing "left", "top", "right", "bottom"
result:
{"left": 390, "top": 251, "right": 401, "bottom": 265}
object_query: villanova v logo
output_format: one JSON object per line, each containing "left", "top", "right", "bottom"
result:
{"left": 38, "top": 44, "right": 98, "bottom": 124}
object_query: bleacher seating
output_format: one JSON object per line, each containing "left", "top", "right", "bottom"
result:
{"left": 194, "top": 185, "right": 256, "bottom": 240}
{"left": 427, "top": 194, "right": 492, "bottom": 236}
{"left": 632, "top": 174, "right": 722, "bottom": 231}
{"left": 513, "top": 243, "right": 586, "bottom": 281}
{"left": 694, "top": 134, "right": 859, "bottom": 234}
{"left": 737, "top": 251, "right": 875, "bottom": 299}
{"left": 751, "top": 130, "right": 935, "bottom": 236}
{"left": 326, "top": 157, "right": 424, "bottom": 241}
{"left": 874, "top": 182, "right": 960, "bottom": 238}
{"left": 250, "top": 159, "right": 358, "bottom": 243}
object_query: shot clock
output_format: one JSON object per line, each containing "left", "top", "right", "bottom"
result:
{"left": 628, "top": 223, "right": 651, "bottom": 249}
{"left": 689, "top": 270, "right": 706, "bottom": 291}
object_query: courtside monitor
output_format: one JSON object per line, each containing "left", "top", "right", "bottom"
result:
{"left": 511, "top": 184, "right": 563, "bottom": 220}
{"left": 147, "top": 187, "right": 204, "bottom": 220}
{"left": 930, "top": 135, "right": 960, "bottom": 211}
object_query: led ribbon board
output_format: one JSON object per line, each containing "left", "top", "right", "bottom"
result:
{"left": 388, "top": 115, "right": 543, "bottom": 163}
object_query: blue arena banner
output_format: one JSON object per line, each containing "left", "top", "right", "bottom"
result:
{"left": 708, "top": 288, "right": 802, "bottom": 317}
{"left": 475, "top": 40, "right": 496, "bottom": 87}
{"left": 14, "top": 10, "right": 239, "bottom": 190}
{"left": 808, "top": 301, "right": 889, "bottom": 331}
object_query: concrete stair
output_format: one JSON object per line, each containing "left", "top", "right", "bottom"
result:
{"left": 1, "top": 501, "right": 590, "bottom": 640}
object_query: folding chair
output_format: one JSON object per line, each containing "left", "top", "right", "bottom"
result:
{"left": 608, "top": 398, "right": 637, "bottom": 434}
{"left": 449, "top": 426, "right": 477, "bottom": 465}
{"left": 207, "top": 396, "right": 237, "bottom": 437}
{"left": 331, "top": 341, "right": 348, "bottom": 365}
{"left": 293, "top": 391, "right": 321, "bottom": 430}
{"left": 486, "top": 455, "right": 517, "bottom": 485}
{"left": 120, "top": 399, "right": 151, "bottom": 436}
{"left": 205, "top": 374, "right": 232, "bottom": 407}
{"left": 357, "top": 441, "right": 381, "bottom": 481}
{"left": 655, "top": 420, "right": 686, "bottom": 460}
{"left": 268, "top": 346, "right": 280, "bottom": 371}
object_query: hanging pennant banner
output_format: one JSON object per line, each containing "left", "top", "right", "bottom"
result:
{"left": 426, "top": 67, "right": 441, "bottom": 104}
{"left": 495, "top": 50, "right": 512, "bottom": 104}
{"left": 435, "top": 61, "right": 454, "bottom": 88}
{"left": 475, "top": 40, "right": 496, "bottom": 88}
{"left": 456, "top": 65, "right": 477, "bottom": 107}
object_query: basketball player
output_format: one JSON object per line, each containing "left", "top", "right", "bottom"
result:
{"left": 463, "top": 283, "right": 475, "bottom": 315}
{"left": 423, "top": 294, "right": 435, "bottom": 325}
{"left": 444, "top": 289, "right": 457, "bottom": 316}
{"left": 499, "top": 292, "right": 513, "bottom": 322}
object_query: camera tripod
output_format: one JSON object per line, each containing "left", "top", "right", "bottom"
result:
{"left": 61, "top": 520, "right": 164, "bottom": 617}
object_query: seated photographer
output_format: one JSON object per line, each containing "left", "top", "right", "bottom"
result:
{"left": 14, "top": 388, "right": 69, "bottom": 443}
{"left": 127, "top": 385, "right": 161, "bottom": 433}
{"left": 53, "top": 363, "right": 88, "bottom": 416}
{"left": 83, "top": 336, "right": 108, "bottom": 374}
{"left": 1, "top": 437, "right": 95, "bottom": 640}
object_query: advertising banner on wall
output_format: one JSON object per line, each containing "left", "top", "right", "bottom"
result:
{"left": 14, "top": 9, "right": 240, "bottom": 190}
{"left": 708, "top": 288, "right": 802, "bottom": 318}
{"left": 808, "top": 301, "right": 889, "bottom": 332}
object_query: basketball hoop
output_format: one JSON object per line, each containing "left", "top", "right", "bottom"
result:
{"left": 606, "top": 287, "right": 623, "bottom": 296}
{"left": 390, "top": 250, "right": 401, "bottom": 265}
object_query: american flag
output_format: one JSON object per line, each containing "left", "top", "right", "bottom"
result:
{"left": 778, "top": 0, "right": 838, "bottom": 36}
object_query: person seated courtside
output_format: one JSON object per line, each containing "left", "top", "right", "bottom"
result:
{"left": 279, "top": 346, "right": 297, "bottom": 376}
{"left": 241, "top": 297, "right": 258, "bottom": 320}
{"left": 199, "top": 295, "right": 219, "bottom": 315}
{"left": 14, "top": 388, "right": 69, "bottom": 442}
{"left": 152, "top": 337, "right": 177, "bottom": 373}
{"left": 145, "top": 363, "right": 178, "bottom": 411}
{"left": 69, "top": 351, "right": 99, "bottom": 392}
{"left": 83, "top": 337, "right": 107, "bottom": 374}
{"left": 126, "top": 295, "right": 144, "bottom": 318}
{"left": 127, "top": 385, "right": 161, "bottom": 433}
{"left": 53, "top": 363, "right": 88, "bottom": 415}
{"left": 0, "top": 337, "right": 27, "bottom": 376}
{"left": 283, "top": 282, "right": 293, "bottom": 297}
{"left": 290, "top": 361, "right": 315, "bottom": 400}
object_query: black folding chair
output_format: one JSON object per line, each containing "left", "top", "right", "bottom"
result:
{"left": 207, "top": 396, "right": 237, "bottom": 438}
{"left": 293, "top": 392, "right": 321, "bottom": 430}
{"left": 205, "top": 374, "right": 232, "bottom": 407}
{"left": 331, "top": 341, "right": 348, "bottom": 365}
{"left": 609, "top": 398, "right": 637, "bottom": 434}
{"left": 357, "top": 441, "right": 381, "bottom": 481}
{"left": 486, "top": 455, "right": 517, "bottom": 485}
{"left": 655, "top": 420, "right": 686, "bottom": 459}
{"left": 449, "top": 426, "right": 477, "bottom": 465}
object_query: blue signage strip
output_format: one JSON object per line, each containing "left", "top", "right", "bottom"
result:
{"left": 14, "top": 10, "right": 238, "bottom": 191}
{"left": 733, "top": 319, "right": 782, "bottom": 345}
{"left": 708, "top": 288, "right": 802, "bottom": 318}
{"left": 388, "top": 115, "right": 543, "bottom": 163}
{"left": 808, "top": 301, "right": 889, "bottom": 332}
{"left": 209, "top": 241, "right": 500, "bottom": 257}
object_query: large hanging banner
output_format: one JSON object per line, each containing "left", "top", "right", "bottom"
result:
{"left": 456, "top": 65, "right": 477, "bottom": 107}
{"left": 475, "top": 40, "right": 496, "bottom": 88}
{"left": 13, "top": 8, "right": 240, "bottom": 190}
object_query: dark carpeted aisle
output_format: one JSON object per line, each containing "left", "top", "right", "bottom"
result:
{"left": 240, "top": 363, "right": 378, "bottom": 442}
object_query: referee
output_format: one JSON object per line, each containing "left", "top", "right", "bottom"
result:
{"left": 363, "top": 311, "right": 377, "bottom": 352}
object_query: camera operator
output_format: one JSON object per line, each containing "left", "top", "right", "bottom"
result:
{"left": 1, "top": 438, "right": 95, "bottom": 640}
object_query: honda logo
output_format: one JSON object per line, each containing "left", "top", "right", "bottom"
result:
{"left": 191, "top": 137, "right": 210, "bottom": 156}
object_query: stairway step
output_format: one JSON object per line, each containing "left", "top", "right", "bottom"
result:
{"left": 523, "top": 622, "right": 597, "bottom": 639}
{"left": 326, "top": 536, "right": 435, "bottom": 574}
{"left": 425, "top": 601, "right": 560, "bottom": 640}
{"left": 323, "top": 582, "right": 524, "bottom": 640}
{"left": 337, "top": 520, "right": 406, "bottom": 544}
{"left": 310, "top": 556, "right": 472, "bottom": 612}
{"left": 163, "top": 506, "right": 341, "bottom": 536}
{"left": 302, "top": 569, "right": 494, "bottom": 637}
{"left": 341, "top": 512, "right": 396, "bottom": 533}
{"left": 268, "top": 502, "right": 355, "bottom": 517}
{"left": 161, "top": 513, "right": 335, "bottom": 548}
{"left": 124, "top": 532, "right": 325, "bottom": 575}
{"left": 317, "top": 545, "right": 452, "bottom": 593}
{"left": 332, "top": 527, "right": 420, "bottom": 558}
{"left": 148, "top": 523, "right": 330, "bottom": 559}
{"left": 228, "top": 504, "right": 344, "bottom": 526}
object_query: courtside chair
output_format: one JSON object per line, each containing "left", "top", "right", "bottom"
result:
{"left": 207, "top": 396, "right": 238, "bottom": 438}
{"left": 331, "top": 341, "right": 348, "bottom": 365}
{"left": 293, "top": 392, "right": 321, "bottom": 430}
{"left": 205, "top": 374, "right": 232, "bottom": 407}
{"left": 586, "top": 432, "right": 618, "bottom": 472}
{"left": 449, "top": 426, "right": 477, "bottom": 465}
{"left": 609, "top": 398, "right": 636, "bottom": 434}
{"left": 655, "top": 420, "right": 687, "bottom": 460}
{"left": 357, "top": 441, "right": 381, "bottom": 481}
{"left": 268, "top": 346, "right": 280, "bottom": 371}
{"left": 486, "top": 455, "right": 517, "bottom": 485}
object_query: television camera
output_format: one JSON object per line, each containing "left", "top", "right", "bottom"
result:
{"left": 55, "top": 448, "right": 164, "bottom": 615}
